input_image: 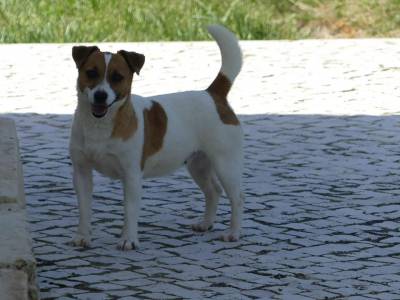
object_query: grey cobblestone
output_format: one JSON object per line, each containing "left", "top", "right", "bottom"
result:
{"left": 2, "top": 39, "right": 400, "bottom": 298}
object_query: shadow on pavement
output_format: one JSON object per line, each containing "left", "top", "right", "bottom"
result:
{"left": 2, "top": 112, "right": 400, "bottom": 298}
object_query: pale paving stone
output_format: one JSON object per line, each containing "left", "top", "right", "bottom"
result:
{"left": 75, "top": 293, "right": 110, "bottom": 300}
{"left": 369, "top": 293, "right": 400, "bottom": 300}
{"left": 55, "top": 258, "right": 91, "bottom": 267}
{"left": 347, "top": 297, "right": 377, "bottom": 300}
{"left": 179, "top": 280, "right": 212, "bottom": 289}
{"left": 106, "top": 290, "right": 141, "bottom": 297}
{"left": 141, "top": 282, "right": 205, "bottom": 298}
{"left": 214, "top": 293, "right": 253, "bottom": 300}
{"left": 144, "top": 293, "right": 177, "bottom": 300}
{"left": 282, "top": 294, "right": 314, "bottom": 300}
{"left": 114, "top": 278, "right": 154, "bottom": 288}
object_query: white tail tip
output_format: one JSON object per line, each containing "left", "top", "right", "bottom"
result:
{"left": 207, "top": 24, "right": 242, "bottom": 83}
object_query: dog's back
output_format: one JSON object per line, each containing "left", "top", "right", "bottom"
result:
{"left": 136, "top": 25, "right": 243, "bottom": 178}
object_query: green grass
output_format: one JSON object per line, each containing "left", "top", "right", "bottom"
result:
{"left": 0, "top": 0, "right": 400, "bottom": 43}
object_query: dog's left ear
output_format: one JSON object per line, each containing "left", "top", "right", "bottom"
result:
{"left": 72, "top": 46, "right": 99, "bottom": 69}
{"left": 118, "top": 50, "right": 145, "bottom": 75}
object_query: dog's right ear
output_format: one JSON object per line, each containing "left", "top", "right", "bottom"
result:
{"left": 72, "top": 46, "right": 99, "bottom": 69}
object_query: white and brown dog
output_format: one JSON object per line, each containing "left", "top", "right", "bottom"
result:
{"left": 69, "top": 25, "right": 244, "bottom": 250}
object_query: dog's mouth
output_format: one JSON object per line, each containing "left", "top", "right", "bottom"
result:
{"left": 91, "top": 103, "right": 108, "bottom": 118}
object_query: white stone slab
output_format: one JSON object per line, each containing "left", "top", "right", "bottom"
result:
{"left": 0, "top": 269, "right": 28, "bottom": 300}
{"left": 0, "top": 118, "right": 25, "bottom": 207}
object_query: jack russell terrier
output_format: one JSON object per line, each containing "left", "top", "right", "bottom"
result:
{"left": 69, "top": 24, "right": 244, "bottom": 250}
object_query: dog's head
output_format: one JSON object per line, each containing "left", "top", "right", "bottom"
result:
{"left": 72, "top": 46, "right": 145, "bottom": 118}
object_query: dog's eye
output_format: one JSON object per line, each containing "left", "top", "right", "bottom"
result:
{"left": 111, "top": 72, "right": 124, "bottom": 83}
{"left": 86, "top": 68, "right": 98, "bottom": 79}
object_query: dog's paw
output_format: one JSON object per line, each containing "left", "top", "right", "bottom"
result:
{"left": 220, "top": 230, "right": 240, "bottom": 242}
{"left": 192, "top": 221, "right": 213, "bottom": 232}
{"left": 69, "top": 234, "right": 91, "bottom": 248}
{"left": 117, "top": 238, "right": 139, "bottom": 251}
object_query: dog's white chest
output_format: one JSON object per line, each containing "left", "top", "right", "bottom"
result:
{"left": 84, "top": 139, "right": 123, "bottom": 179}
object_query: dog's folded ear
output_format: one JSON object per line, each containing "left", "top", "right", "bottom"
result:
{"left": 118, "top": 50, "right": 145, "bottom": 75}
{"left": 72, "top": 46, "right": 99, "bottom": 69}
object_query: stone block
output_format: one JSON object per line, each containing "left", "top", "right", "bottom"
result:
{"left": 0, "top": 269, "right": 28, "bottom": 300}
{"left": 0, "top": 205, "right": 38, "bottom": 299}
{"left": 0, "top": 118, "right": 25, "bottom": 207}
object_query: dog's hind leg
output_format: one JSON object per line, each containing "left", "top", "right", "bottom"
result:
{"left": 187, "top": 151, "right": 222, "bottom": 232}
{"left": 211, "top": 150, "right": 244, "bottom": 242}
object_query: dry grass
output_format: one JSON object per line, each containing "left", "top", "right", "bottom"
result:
{"left": 297, "top": 0, "right": 400, "bottom": 38}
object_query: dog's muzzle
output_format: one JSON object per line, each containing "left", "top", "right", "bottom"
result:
{"left": 91, "top": 98, "right": 119, "bottom": 118}
{"left": 91, "top": 103, "right": 108, "bottom": 118}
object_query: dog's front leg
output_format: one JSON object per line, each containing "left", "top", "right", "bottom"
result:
{"left": 70, "top": 160, "right": 93, "bottom": 248}
{"left": 118, "top": 173, "right": 142, "bottom": 250}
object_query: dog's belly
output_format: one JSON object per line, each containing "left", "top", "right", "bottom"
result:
{"left": 142, "top": 155, "right": 184, "bottom": 178}
{"left": 142, "top": 147, "right": 191, "bottom": 178}
{"left": 85, "top": 146, "right": 123, "bottom": 179}
{"left": 91, "top": 156, "right": 122, "bottom": 179}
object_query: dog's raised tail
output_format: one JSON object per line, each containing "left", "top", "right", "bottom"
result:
{"left": 207, "top": 24, "right": 242, "bottom": 98}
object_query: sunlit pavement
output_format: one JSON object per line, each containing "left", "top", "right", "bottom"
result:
{"left": 1, "top": 39, "right": 400, "bottom": 299}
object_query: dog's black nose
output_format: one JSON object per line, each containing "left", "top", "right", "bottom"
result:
{"left": 94, "top": 90, "right": 108, "bottom": 103}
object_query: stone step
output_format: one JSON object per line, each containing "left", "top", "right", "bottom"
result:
{"left": 0, "top": 269, "right": 29, "bottom": 300}
{"left": 0, "top": 118, "right": 38, "bottom": 300}
{"left": 0, "top": 118, "right": 25, "bottom": 207}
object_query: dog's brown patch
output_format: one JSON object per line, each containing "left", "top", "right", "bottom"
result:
{"left": 141, "top": 101, "right": 168, "bottom": 170}
{"left": 207, "top": 72, "right": 239, "bottom": 125}
{"left": 77, "top": 51, "right": 106, "bottom": 92}
{"left": 111, "top": 98, "right": 138, "bottom": 140}
{"left": 107, "top": 53, "right": 134, "bottom": 101}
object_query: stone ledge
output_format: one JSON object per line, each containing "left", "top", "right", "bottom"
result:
{"left": 0, "top": 269, "right": 29, "bottom": 300}
{"left": 0, "top": 118, "right": 38, "bottom": 300}
{"left": 0, "top": 118, "right": 25, "bottom": 207}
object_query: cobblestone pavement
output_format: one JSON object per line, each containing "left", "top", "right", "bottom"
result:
{"left": 2, "top": 39, "right": 400, "bottom": 299}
